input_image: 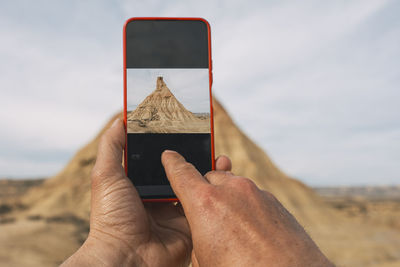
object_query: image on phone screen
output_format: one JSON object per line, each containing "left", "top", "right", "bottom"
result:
{"left": 124, "top": 19, "right": 213, "bottom": 199}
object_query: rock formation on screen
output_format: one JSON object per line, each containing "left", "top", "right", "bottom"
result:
{"left": 1, "top": 100, "right": 400, "bottom": 267}
{"left": 127, "top": 76, "right": 209, "bottom": 133}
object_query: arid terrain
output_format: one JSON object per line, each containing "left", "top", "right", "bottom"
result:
{"left": 0, "top": 179, "right": 44, "bottom": 202}
{"left": 315, "top": 186, "right": 400, "bottom": 235}
{"left": 127, "top": 76, "right": 210, "bottom": 133}
{"left": 0, "top": 100, "right": 399, "bottom": 266}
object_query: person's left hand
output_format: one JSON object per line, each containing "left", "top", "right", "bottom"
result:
{"left": 61, "top": 118, "right": 231, "bottom": 267}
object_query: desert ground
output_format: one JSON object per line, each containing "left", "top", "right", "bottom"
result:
{"left": 127, "top": 111, "right": 210, "bottom": 133}
{"left": 0, "top": 100, "right": 399, "bottom": 266}
{"left": 127, "top": 76, "right": 210, "bottom": 133}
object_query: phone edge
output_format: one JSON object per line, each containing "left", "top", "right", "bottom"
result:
{"left": 123, "top": 17, "right": 214, "bottom": 202}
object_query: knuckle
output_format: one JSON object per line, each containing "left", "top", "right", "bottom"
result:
{"left": 90, "top": 165, "right": 115, "bottom": 188}
{"left": 91, "top": 166, "right": 102, "bottom": 181}
{"left": 99, "top": 132, "right": 109, "bottom": 145}
{"left": 269, "top": 192, "right": 279, "bottom": 202}
{"left": 91, "top": 162, "right": 110, "bottom": 179}
{"left": 91, "top": 167, "right": 125, "bottom": 193}
{"left": 90, "top": 167, "right": 106, "bottom": 188}
{"left": 204, "top": 170, "right": 214, "bottom": 178}
{"left": 261, "top": 190, "right": 278, "bottom": 201}
{"left": 204, "top": 170, "right": 224, "bottom": 180}
{"left": 230, "top": 177, "right": 258, "bottom": 193}
{"left": 196, "top": 186, "right": 218, "bottom": 206}
{"left": 172, "top": 162, "right": 196, "bottom": 177}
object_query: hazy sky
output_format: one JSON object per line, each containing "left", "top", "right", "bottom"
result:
{"left": 127, "top": 69, "right": 210, "bottom": 113}
{"left": 0, "top": 0, "right": 399, "bottom": 186}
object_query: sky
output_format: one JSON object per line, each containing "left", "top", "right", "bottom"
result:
{"left": 127, "top": 69, "right": 210, "bottom": 113}
{"left": 0, "top": 0, "right": 399, "bottom": 186}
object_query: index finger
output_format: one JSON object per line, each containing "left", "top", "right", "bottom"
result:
{"left": 161, "top": 150, "right": 209, "bottom": 207}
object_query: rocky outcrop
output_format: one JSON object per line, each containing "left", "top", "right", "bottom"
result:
{"left": 127, "top": 76, "right": 210, "bottom": 133}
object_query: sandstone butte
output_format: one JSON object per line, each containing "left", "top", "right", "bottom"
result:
{"left": 127, "top": 76, "right": 210, "bottom": 133}
{"left": 128, "top": 76, "right": 199, "bottom": 123}
{"left": 1, "top": 100, "right": 399, "bottom": 267}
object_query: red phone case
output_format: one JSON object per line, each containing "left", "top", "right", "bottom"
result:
{"left": 123, "top": 17, "right": 215, "bottom": 202}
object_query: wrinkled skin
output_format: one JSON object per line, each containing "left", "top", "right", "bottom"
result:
{"left": 61, "top": 118, "right": 231, "bottom": 266}
{"left": 162, "top": 151, "right": 334, "bottom": 267}
{"left": 62, "top": 118, "right": 334, "bottom": 267}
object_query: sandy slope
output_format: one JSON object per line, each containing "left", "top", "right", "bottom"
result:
{"left": 0, "top": 219, "right": 82, "bottom": 267}
{"left": 127, "top": 77, "right": 210, "bottom": 133}
{"left": 0, "top": 99, "right": 399, "bottom": 266}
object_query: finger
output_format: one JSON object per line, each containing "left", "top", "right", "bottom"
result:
{"left": 92, "top": 118, "right": 125, "bottom": 177}
{"left": 215, "top": 155, "right": 232, "bottom": 172}
{"left": 161, "top": 150, "right": 209, "bottom": 206}
{"left": 91, "top": 118, "right": 129, "bottom": 193}
{"left": 204, "top": 170, "right": 234, "bottom": 185}
{"left": 90, "top": 118, "right": 144, "bottom": 228}
{"left": 191, "top": 250, "right": 200, "bottom": 267}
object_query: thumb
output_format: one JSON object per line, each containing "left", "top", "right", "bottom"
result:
{"left": 91, "top": 118, "right": 126, "bottom": 182}
{"left": 88, "top": 118, "right": 148, "bottom": 250}
{"left": 90, "top": 118, "right": 141, "bottom": 206}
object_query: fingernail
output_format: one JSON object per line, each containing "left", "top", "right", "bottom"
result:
{"left": 111, "top": 118, "right": 120, "bottom": 128}
{"left": 163, "top": 149, "right": 176, "bottom": 154}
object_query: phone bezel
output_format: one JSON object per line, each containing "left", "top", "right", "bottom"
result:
{"left": 123, "top": 17, "right": 215, "bottom": 202}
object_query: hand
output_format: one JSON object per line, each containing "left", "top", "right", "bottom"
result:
{"left": 161, "top": 151, "right": 334, "bottom": 267}
{"left": 61, "top": 118, "right": 232, "bottom": 266}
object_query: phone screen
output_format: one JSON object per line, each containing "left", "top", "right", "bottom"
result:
{"left": 125, "top": 19, "right": 213, "bottom": 198}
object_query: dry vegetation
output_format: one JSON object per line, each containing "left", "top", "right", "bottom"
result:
{"left": 127, "top": 77, "right": 210, "bottom": 133}
{"left": 0, "top": 100, "right": 399, "bottom": 266}
{"left": 315, "top": 186, "right": 400, "bottom": 234}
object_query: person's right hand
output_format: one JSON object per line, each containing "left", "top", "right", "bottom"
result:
{"left": 161, "top": 151, "right": 334, "bottom": 267}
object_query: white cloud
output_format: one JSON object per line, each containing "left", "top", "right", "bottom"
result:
{"left": 0, "top": 0, "right": 399, "bottom": 185}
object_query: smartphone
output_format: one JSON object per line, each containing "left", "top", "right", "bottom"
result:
{"left": 123, "top": 17, "right": 215, "bottom": 201}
